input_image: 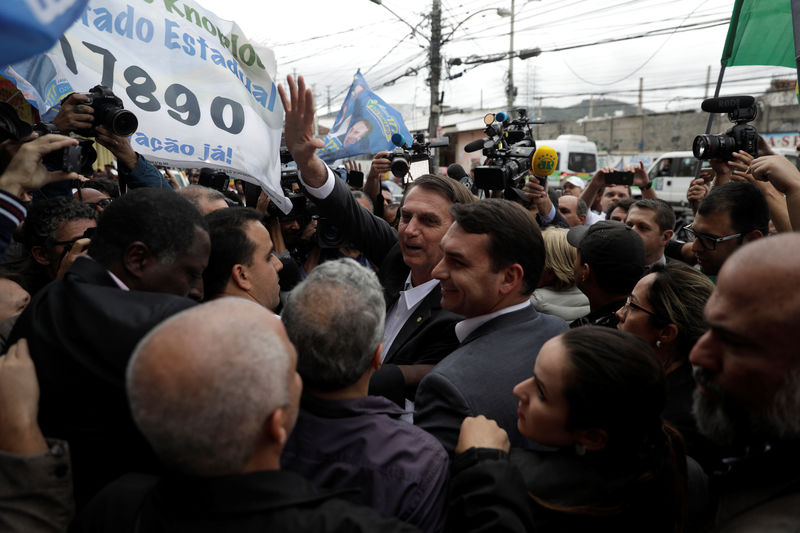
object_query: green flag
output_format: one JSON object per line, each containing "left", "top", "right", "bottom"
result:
{"left": 722, "top": 0, "right": 795, "bottom": 68}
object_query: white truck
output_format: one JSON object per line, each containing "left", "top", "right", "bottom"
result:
{"left": 536, "top": 134, "right": 598, "bottom": 186}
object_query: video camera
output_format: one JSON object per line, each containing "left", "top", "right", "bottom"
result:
{"left": 466, "top": 108, "right": 541, "bottom": 202}
{"left": 73, "top": 85, "right": 138, "bottom": 138}
{"left": 386, "top": 132, "right": 449, "bottom": 179}
{"left": 693, "top": 95, "right": 758, "bottom": 160}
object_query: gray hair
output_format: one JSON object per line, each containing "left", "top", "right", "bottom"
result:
{"left": 282, "top": 258, "right": 385, "bottom": 391}
{"left": 178, "top": 185, "right": 227, "bottom": 210}
{"left": 127, "top": 298, "right": 291, "bottom": 476}
{"left": 575, "top": 197, "right": 588, "bottom": 217}
{"left": 351, "top": 190, "right": 373, "bottom": 210}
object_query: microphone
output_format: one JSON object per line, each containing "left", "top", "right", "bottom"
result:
{"left": 531, "top": 145, "right": 558, "bottom": 180}
{"left": 464, "top": 138, "right": 489, "bottom": 153}
{"left": 390, "top": 133, "right": 405, "bottom": 147}
{"left": 701, "top": 95, "right": 755, "bottom": 113}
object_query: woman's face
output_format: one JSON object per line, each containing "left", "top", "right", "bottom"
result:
{"left": 513, "top": 337, "right": 575, "bottom": 447}
{"left": 616, "top": 273, "right": 661, "bottom": 348}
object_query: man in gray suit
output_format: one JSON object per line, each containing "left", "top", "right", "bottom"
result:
{"left": 414, "top": 199, "right": 569, "bottom": 454}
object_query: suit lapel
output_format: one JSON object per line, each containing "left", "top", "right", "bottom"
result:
{"left": 383, "top": 285, "right": 440, "bottom": 364}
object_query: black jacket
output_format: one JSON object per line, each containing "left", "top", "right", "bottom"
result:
{"left": 76, "top": 470, "right": 420, "bottom": 533}
{"left": 7, "top": 257, "right": 196, "bottom": 508}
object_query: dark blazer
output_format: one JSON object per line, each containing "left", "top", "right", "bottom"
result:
{"left": 308, "top": 175, "right": 461, "bottom": 405}
{"left": 414, "top": 305, "right": 568, "bottom": 454}
{"left": 7, "top": 257, "right": 196, "bottom": 509}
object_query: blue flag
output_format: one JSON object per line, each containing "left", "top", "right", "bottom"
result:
{"left": 0, "top": 0, "right": 90, "bottom": 67}
{"left": 319, "top": 70, "right": 412, "bottom": 163}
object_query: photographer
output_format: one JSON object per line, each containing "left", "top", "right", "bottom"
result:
{"left": 53, "top": 92, "right": 169, "bottom": 191}
{"left": 0, "top": 132, "right": 86, "bottom": 261}
{"left": 580, "top": 162, "right": 657, "bottom": 221}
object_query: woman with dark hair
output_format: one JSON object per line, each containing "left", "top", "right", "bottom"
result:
{"left": 448, "top": 327, "right": 689, "bottom": 532}
{"left": 615, "top": 261, "right": 718, "bottom": 471}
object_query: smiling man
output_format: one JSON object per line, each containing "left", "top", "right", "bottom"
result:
{"left": 413, "top": 199, "right": 568, "bottom": 454}
{"left": 689, "top": 233, "right": 800, "bottom": 529}
{"left": 279, "top": 75, "right": 474, "bottom": 408}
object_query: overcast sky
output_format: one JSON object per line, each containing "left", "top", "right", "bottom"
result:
{"left": 199, "top": 0, "right": 795, "bottom": 118}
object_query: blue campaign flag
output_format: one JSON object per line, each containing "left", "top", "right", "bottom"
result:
{"left": 0, "top": 0, "right": 89, "bottom": 67}
{"left": 319, "top": 70, "right": 412, "bottom": 163}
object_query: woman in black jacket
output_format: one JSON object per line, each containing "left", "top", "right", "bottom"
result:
{"left": 448, "top": 327, "right": 688, "bottom": 533}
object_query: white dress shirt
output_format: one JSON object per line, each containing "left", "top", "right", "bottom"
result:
{"left": 454, "top": 300, "right": 532, "bottom": 343}
{"left": 381, "top": 273, "right": 440, "bottom": 362}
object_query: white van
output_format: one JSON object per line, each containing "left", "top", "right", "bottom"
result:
{"left": 647, "top": 152, "right": 708, "bottom": 206}
{"left": 536, "top": 134, "right": 598, "bottom": 186}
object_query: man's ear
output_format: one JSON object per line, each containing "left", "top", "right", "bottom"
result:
{"left": 575, "top": 428, "right": 608, "bottom": 451}
{"left": 121, "top": 241, "right": 153, "bottom": 280}
{"left": 581, "top": 263, "right": 592, "bottom": 284}
{"left": 743, "top": 229, "right": 764, "bottom": 244}
{"left": 661, "top": 229, "right": 674, "bottom": 246}
{"left": 267, "top": 407, "right": 288, "bottom": 447}
{"left": 579, "top": 214, "right": 587, "bottom": 225}
{"left": 499, "top": 263, "right": 525, "bottom": 295}
{"left": 370, "top": 344, "right": 383, "bottom": 371}
{"left": 30, "top": 245, "right": 52, "bottom": 266}
{"left": 230, "top": 264, "right": 252, "bottom": 291}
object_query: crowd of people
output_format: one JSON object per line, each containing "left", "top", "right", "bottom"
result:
{"left": 0, "top": 71, "right": 799, "bottom": 533}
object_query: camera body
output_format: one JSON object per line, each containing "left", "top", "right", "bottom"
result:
{"left": 33, "top": 122, "right": 97, "bottom": 175}
{"left": 693, "top": 95, "right": 758, "bottom": 160}
{"left": 386, "top": 132, "right": 449, "bottom": 179}
{"left": 473, "top": 109, "right": 538, "bottom": 198}
{"left": 74, "top": 85, "right": 138, "bottom": 137}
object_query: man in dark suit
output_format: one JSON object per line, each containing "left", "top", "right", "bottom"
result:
{"left": 7, "top": 188, "right": 210, "bottom": 508}
{"left": 279, "top": 75, "right": 474, "bottom": 407}
{"left": 413, "top": 199, "right": 569, "bottom": 454}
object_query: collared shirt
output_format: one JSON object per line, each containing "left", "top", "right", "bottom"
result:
{"left": 86, "top": 255, "right": 130, "bottom": 291}
{"left": 381, "top": 273, "right": 439, "bottom": 362}
{"left": 455, "top": 300, "right": 532, "bottom": 343}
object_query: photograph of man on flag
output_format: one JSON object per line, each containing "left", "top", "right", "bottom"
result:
{"left": 319, "top": 70, "right": 412, "bottom": 163}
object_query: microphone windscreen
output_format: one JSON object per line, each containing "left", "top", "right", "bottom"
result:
{"left": 531, "top": 145, "right": 558, "bottom": 177}
{"left": 701, "top": 95, "right": 755, "bottom": 113}
{"left": 391, "top": 133, "right": 405, "bottom": 147}
{"left": 464, "top": 138, "right": 488, "bottom": 153}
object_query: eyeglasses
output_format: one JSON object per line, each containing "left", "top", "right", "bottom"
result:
{"left": 683, "top": 224, "right": 743, "bottom": 251}
{"left": 623, "top": 295, "right": 659, "bottom": 319}
{"left": 86, "top": 198, "right": 112, "bottom": 210}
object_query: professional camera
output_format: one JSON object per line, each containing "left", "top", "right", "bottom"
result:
{"left": 74, "top": 85, "right": 138, "bottom": 137}
{"left": 386, "top": 132, "right": 449, "bottom": 179}
{"left": 692, "top": 95, "right": 758, "bottom": 160}
{"left": 467, "top": 109, "right": 538, "bottom": 200}
{"left": 33, "top": 122, "right": 97, "bottom": 175}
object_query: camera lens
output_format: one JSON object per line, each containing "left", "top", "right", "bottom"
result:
{"left": 109, "top": 109, "right": 138, "bottom": 136}
{"left": 390, "top": 157, "right": 410, "bottom": 178}
{"left": 692, "top": 134, "right": 736, "bottom": 160}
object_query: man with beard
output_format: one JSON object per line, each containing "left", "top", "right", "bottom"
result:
{"left": 690, "top": 233, "right": 800, "bottom": 530}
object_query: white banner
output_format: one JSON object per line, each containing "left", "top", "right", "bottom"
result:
{"left": 12, "top": 0, "right": 289, "bottom": 210}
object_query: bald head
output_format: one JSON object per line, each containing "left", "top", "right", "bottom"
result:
{"left": 178, "top": 185, "right": 229, "bottom": 215}
{"left": 127, "top": 298, "right": 296, "bottom": 476}
{"left": 690, "top": 234, "right": 800, "bottom": 443}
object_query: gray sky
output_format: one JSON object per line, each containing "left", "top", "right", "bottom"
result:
{"left": 199, "top": 0, "right": 795, "bottom": 118}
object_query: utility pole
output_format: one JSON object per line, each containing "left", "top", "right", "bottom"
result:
{"left": 506, "top": 0, "right": 515, "bottom": 112}
{"left": 428, "top": 0, "right": 442, "bottom": 171}
{"left": 705, "top": 65, "right": 711, "bottom": 99}
{"left": 637, "top": 77, "right": 643, "bottom": 115}
{"left": 326, "top": 85, "right": 331, "bottom": 114}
